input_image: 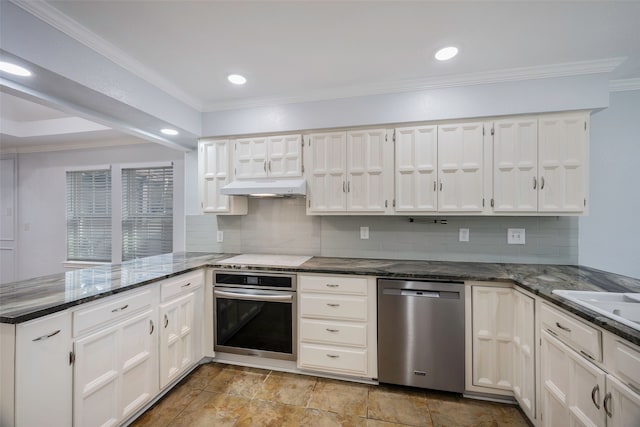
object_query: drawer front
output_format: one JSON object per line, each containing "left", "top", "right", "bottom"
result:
{"left": 299, "top": 275, "right": 368, "bottom": 296}
{"left": 299, "top": 343, "right": 368, "bottom": 376}
{"left": 73, "top": 289, "right": 152, "bottom": 337}
{"left": 541, "top": 303, "right": 602, "bottom": 361}
{"left": 161, "top": 270, "right": 203, "bottom": 301}
{"left": 299, "top": 294, "right": 367, "bottom": 321}
{"left": 612, "top": 340, "right": 640, "bottom": 391}
{"left": 300, "top": 319, "right": 367, "bottom": 347}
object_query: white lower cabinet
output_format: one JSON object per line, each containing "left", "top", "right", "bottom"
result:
{"left": 73, "top": 289, "right": 159, "bottom": 427}
{"left": 0, "top": 311, "right": 73, "bottom": 427}
{"left": 540, "top": 303, "right": 640, "bottom": 427}
{"left": 469, "top": 284, "right": 536, "bottom": 422}
{"left": 297, "top": 274, "right": 377, "bottom": 378}
{"left": 159, "top": 270, "right": 204, "bottom": 389}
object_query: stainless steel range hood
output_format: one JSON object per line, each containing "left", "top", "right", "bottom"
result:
{"left": 220, "top": 179, "right": 306, "bottom": 197}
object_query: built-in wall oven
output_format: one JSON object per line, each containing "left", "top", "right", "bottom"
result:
{"left": 213, "top": 270, "right": 296, "bottom": 360}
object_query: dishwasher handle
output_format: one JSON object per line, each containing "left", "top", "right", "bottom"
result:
{"left": 401, "top": 290, "right": 440, "bottom": 298}
{"left": 382, "top": 288, "right": 460, "bottom": 299}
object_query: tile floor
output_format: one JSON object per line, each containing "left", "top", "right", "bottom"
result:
{"left": 131, "top": 362, "right": 531, "bottom": 427}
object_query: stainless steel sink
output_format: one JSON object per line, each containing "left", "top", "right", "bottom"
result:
{"left": 552, "top": 290, "right": 640, "bottom": 331}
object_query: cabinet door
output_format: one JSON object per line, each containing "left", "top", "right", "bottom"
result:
{"left": 15, "top": 311, "right": 72, "bottom": 427}
{"left": 472, "top": 286, "right": 514, "bottom": 391}
{"left": 394, "top": 125, "right": 438, "bottom": 212}
{"left": 541, "top": 330, "right": 606, "bottom": 427}
{"left": 235, "top": 137, "right": 269, "bottom": 179}
{"left": 305, "top": 132, "right": 347, "bottom": 212}
{"left": 74, "top": 309, "right": 157, "bottom": 427}
{"left": 493, "top": 118, "right": 538, "bottom": 212}
{"left": 437, "top": 122, "right": 484, "bottom": 212}
{"left": 538, "top": 113, "right": 588, "bottom": 212}
{"left": 268, "top": 134, "right": 302, "bottom": 177}
{"left": 512, "top": 289, "right": 536, "bottom": 421}
{"left": 346, "top": 129, "right": 390, "bottom": 212}
{"left": 160, "top": 292, "right": 196, "bottom": 388}
{"left": 199, "top": 139, "right": 246, "bottom": 214}
{"left": 605, "top": 375, "right": 640, "bottom": 427}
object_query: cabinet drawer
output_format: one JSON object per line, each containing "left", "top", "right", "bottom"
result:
{"left": 541, "top": 303, "right": 602, "bottom": 361}
{"left": 299, "top": 343, "right": 368, "bottom": 376}
{"left": 300, "top": 319, "right": 367, "bottom": 347}
{"left": 73, "top": 289, "right": 152, "bottom": 337}
{"left": 299, "top": 294, "right": 367, "bottom": 321}
{"left": 299, "top": 275, "right": 368, "bottom": 296}
{"left": 161, "top": 271, "right": 203, "bottom": 301}
{"left": 611, "top": 340, "right": 640, "bottom": 392}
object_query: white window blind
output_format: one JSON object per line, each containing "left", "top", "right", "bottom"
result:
{"left": 66, "top": 169, "right": 112, "bottom": 262}
{"left": 122, "top": 166, "right": 173, "bottom": 261}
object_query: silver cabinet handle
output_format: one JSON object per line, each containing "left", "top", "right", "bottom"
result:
{"left": 325, "top": 284, "right": 339, "bottom": 288}
{"left": 326, "top": 328, "right": 339, "bottom": 333}
{"left": 533, "top": 176, "right": 537, "bottom": 189}
{"left": 541, "top": 176, "right": 545, "bottom": 189}
{"left": 604, "top": 392, "right": 612, "bottom": 418}
{"left": 32, "top": 329, "right": 61, "bottom": 342}
{"left": 439, "top": 180, "right": 443, "bottom": 191}
{"left": 433, "top": 181, "right": 436, "bottom": 191}
{"left": 149, "top": 319, "right": 154, "bottom": 335}
{"left": 343, "top": 181, "right": 346, "bottom": 193}
{"left": 326, "top": 354, "right": 340, "bottom": 358}
{"left": 263, "top": 161, "right": 267, "bottom": 172}
{"left": 326, "top": 303, "right": 340, "bottom": 307}
{"left": 111, "top": 304, "right": 129, "bottom": 313}
{"left": 214, "top": 289, "right": 293, "bottom": 303}
{"left": 591, "top": 384, "right": 601, "bottom": 410}
{"left": 347, "top": 181, "right": 350, "bottom": 192}
{"left": 556, "top": 322, "right": 571, "bottom": 332}
{"left": 181, "top": 282, "right": 191, "bottom": 288}
{"left": 268, "top": 161, "right": 271, "bottom": 172}
{"left": 164, "top": 314, "right": 169, "bottom": 328}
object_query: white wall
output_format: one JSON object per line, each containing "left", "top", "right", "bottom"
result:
{"left": 16, "top": 143, "right": 186, "bottom": 280}
{"left": 579, "top": 90, "right": 640, "bottom": 279}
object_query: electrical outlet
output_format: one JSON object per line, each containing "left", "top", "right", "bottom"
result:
{"left": 216, "top": 231, "right": 224, "bottom": 243}
{"left": 507, "top": 228, "right": 525, "bottom": 245}
{"left": 459, "top": 228, "right": 469, "bottom": 242}
{"left": 360, "top": 226, "right": 369, "bottom": 240}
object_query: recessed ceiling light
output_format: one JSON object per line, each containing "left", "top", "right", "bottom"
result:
{"left": 0, "top": 61, "right": 32, "bottom": 76}
{"left": 161, "top": 128, "right": 179, "bottom": 136}
{"left": 228, "top": 74, "right": 247, "bottom": 85}
{"left": 435, "top": 46, "right": 459, "bottom": 61}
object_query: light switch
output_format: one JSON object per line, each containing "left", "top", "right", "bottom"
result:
{"left": 459, "top": 228, "right": 469, "bottom": 242}
{"left": 507, "top": 228, "right": 526, "bottom": 245}
{"left": 360, "top": 226, "right": 369, "bottom": 240}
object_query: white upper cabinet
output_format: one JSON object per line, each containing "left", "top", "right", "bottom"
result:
{"left": 538, "top": 112, "right": 589, "bottom": 213}
{"left": 437, "top": 122, "right": 485, "bottom": 212}
{"left": 235, "top": 134, "right": 302, "bottom": 179}
{"left": 346, "top": 129, "right": 393, "bottom": 213}
{"left": 493, "top": 117, "right": 539, "bottom": 212}
{"left": 491, "top": 112, "right": 589, "bottom": 214}
{"left": 306, "top": 131, "right": 347, "bottom": 212}
{"left": 305, "top": 129, "right": 393, "bottom": 214}
{"left": 394, "top": 125, "right": 438, "bottom": 212}
{"left": 198, "top": 139, "right": 247, "bottom": 215}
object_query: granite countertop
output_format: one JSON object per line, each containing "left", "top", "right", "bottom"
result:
{"left": 2, "top": 252, "right": 639, "bottom": 346}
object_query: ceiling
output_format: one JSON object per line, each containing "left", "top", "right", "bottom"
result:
{"left": 43, "top": 0, "right": 640, "bottom": 111}
{"left": 2, "top": 1, "right": 640, "bottom": 150}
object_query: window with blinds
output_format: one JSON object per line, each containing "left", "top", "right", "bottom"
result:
{"left": 122, "top": 166, "right": 173, "bottom": 261}
{"left": 66, "top": 169, "right": 112, "bottom": 262}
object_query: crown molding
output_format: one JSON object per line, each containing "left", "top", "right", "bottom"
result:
{"left": 609, "top": 78, "right": 640, "bottom": 92}
{"left": 10, "top": 0, "right": 203, "bottom": 110}
{"left": 203, "top": 57, "right": 626, "bottom": 112}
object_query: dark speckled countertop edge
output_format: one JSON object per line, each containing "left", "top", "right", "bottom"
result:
{"left": 2, "top": 253, "right": 639, "bottom": 347}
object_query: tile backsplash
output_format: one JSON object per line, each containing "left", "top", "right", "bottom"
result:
{"left": 186, "top": 199, "right": 578, "bottom": 264}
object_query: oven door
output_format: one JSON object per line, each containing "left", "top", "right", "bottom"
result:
{"left": 214, "top": 287, "right": 296, "bottom": 360}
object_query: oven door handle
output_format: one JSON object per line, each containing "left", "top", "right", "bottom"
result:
{"left": 214, "top": 289, "right": 293, "bottom": 302}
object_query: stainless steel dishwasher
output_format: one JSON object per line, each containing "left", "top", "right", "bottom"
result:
{"left": 377, "top": 278, "right": 465, "bottom": 393}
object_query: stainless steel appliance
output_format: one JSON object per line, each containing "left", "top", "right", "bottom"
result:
{"left": 377, "top": 278, "right": 465, "bottom": 393}
{"left": 214, "top": 270, "right": 296, "bottom": 360}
